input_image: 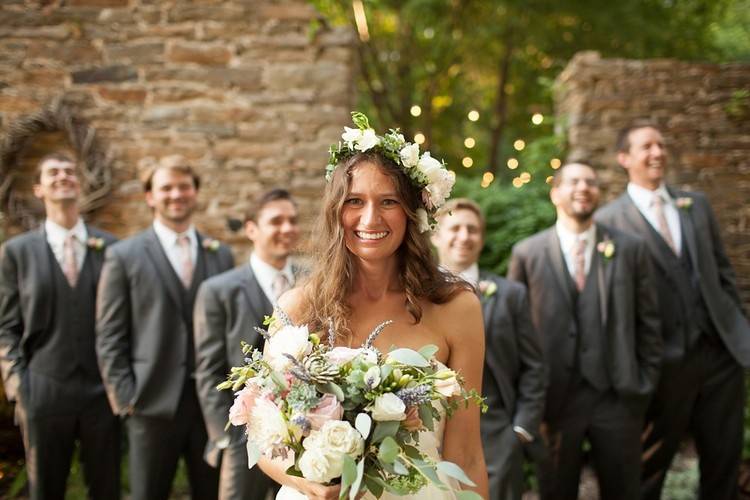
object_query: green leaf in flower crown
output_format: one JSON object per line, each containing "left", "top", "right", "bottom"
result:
{"left": 386, "top": 348, "right": 430, "bottom": 367}
{"left": 436, "top": 461, "right": 477, "bottom": 487}
{"left": 378, "top": 436, "right": 400, "bottom": 464}
{"left": 340, "top": 455, "right": 357, "bottom": 500}
{"left": 317, "top": 382, "right": 345, "bottom": 401}
{"left": 349, "top": 459, "right": 365, "bottom": 500}
{"left": 247, "top": 441, "right": 261, "bottom": 468}
{"left": 418, "top": 344, "right": 439, "bottom": 360}
{"left": 355, "top": 412, "right": 372, "bottom": 439}
{"left": 351, "top": 111, "right": 370, "bottom": 130}
{"left": 455, "top": 492, "right": 484, "bottom": 500}
{"left": 371, "top": 420, "right": 400, "bottom": 443}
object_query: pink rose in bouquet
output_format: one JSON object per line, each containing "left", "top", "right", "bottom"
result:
{"left": 307, "top": 394, "right": 344, "bottom": 431}
{"left": 229, "top": 383, "right": 261, "bottom": 426}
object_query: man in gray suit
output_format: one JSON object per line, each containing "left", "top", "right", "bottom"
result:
{"left": 194, "top": 188, "right": 301, "bottom": 500}
{"left": 96, "top": 155, "right": 234, "bottom": 500}
{"left": 432, "top": 198, "right": 546, "bottom": 500}
{"left": 596, "top": 125, "right": 750, "bottom": 500}
{"left": 509, "top": 162, "right": 662, "bottom": 500}
{"left": 0, "top": 152, "right": 119, "bottom": 499}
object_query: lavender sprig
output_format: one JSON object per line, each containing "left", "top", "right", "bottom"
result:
{"left": 274, "top": 306, "right": 294, "bottom": 327}
{"left": 396, "top": 385, "right": 432, "bottom": 407}
{"left": 363, "top": 320, "right": 393, "bottom": 350}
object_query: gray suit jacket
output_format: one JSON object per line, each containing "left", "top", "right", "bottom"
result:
{"left": 193, "top": 263, "right": 275, "bottom": 466}
{"left": 596, "top": 189, "right": 750, "bottom": 367}
{"left": 0, "top": 225, "right": 116, "bottom": 404}
{"left": 479, "top": 272, "right": 546, "bottom": 438}
{"left": 96, "top": 227, "right": 234, "bottom": 419}
{"left": 508, "top": 223, "right": 662, "bottom": 421}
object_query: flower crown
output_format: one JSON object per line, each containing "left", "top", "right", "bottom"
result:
{"left": 326, "top": 111, "right": 455, "bottom": 232}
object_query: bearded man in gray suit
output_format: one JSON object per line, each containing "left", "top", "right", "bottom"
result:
{"left": 432, "top": 198, "right": 546, "bottom": 500}
{"left": 509, "top": 162, "right": 662, "bottom": 500}
{"left": 0, "top": 152, "right": 119, "bottom": 500}
{"left": 596, "top": 125, "right": 750, "bottom": 500}
{"left": 96, "top": 156, "right": 234, "bottom": 500}
{"left": 194, "top": 188, "right": 301, "bottom": 500}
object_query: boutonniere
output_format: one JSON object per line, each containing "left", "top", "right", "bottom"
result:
{"left": 86, "top": 237, "right": 106, "bottom": 251}
{"left": 597, "top": 238, "right": 615, "bottom": 260}
{"left": 675, "top": 197, "right": 693, "bottom": 210}
{"left": 202, "top": 238, "right": 221, "bottom": 252}
{"left": 478, "top": 280, "right": 497, "bottom": 298}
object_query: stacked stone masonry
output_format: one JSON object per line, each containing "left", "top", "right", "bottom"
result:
{"left": 0, "top": 0, "right": 356, "bottom": 259}
{"left": 556, "top": 51, "right": 750, "bottom": 310}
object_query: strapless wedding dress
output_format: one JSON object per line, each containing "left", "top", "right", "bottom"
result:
{"left": 276, "top": 401, "right": 460, "bottom": 500}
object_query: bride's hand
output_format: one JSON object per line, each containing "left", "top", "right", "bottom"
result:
{"left": 296, "top": 480, "right": 341, "bottom": 500}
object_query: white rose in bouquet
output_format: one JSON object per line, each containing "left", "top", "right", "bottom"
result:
{"left": 370, "top": 392, "right": 406, "bottom": 421}
{"left": 298, "top": 447, "right": 344, "bottom": 484}
{"left": 434, "top": 368, "right": 462, "bottom": 397}
{"left": 265, "top": 324, "right": 312, "bottom": 372}
{"left": 247, "top": 398, "right": 290, "bottom": 453}
{"left": 317, "top": 420, "right": 365, "bottom": 457}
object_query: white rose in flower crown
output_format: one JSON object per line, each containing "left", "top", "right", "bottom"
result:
{"left": 426, "top": 168, "right": 455, "bottom": 208}
{"left": 417, "top": 151, "right": 443, "bottom": 178}
{"left": 434, "top": 369, "right": 462, "bottom": 397}
{"left": 355, "top": 128, "right": 380, "bottom": 151}
{"left": 341, "top": 126, "right": 362, "bottom": 148}
{"left": 370, "top": 392, "right": 406, "bottom": 421}
{"left": 399, "top": 143, "right": 420, "bottom": 168}
{"left": 247, "top": 398, "right": 289, "bottom": 453}
{"left": 298, "top": 447, "right": 344, "bottom": 484}
{"left": 416, "top": 208, "right": 431, "bottom": 233}
{"left": 265, "top": 325, "right": 312, "bottom": 372}
{"left": 317, "top": 420, "right": 365, "bottom": 457}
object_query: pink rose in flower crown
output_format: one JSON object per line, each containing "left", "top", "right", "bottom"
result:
{"left": 307, "top": 394, "right": 344, "bottom": 431}
{"left": 229, "top": 383, "right": 261, "bottom": 426}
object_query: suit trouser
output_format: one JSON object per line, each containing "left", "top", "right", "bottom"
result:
{"left": 218, "top": 441, "right": 278, "bottom": 500}
{"left": 127, "top": 380, "right": 218, "bottom": 500}
{"left": 642, "top": 334, "right": 745, "bottom": 500}
{"left": 538, "top": 380, "right": 643, "bottom": 500}
{"left": 17, "top": 379, "right": 120, "bottom": 500}
{"left": 482, "top": 423, "right": 524, "bottom": 500}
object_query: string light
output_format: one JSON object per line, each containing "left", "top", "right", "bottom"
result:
{"left": 410, "top": 105, "right": 422, "bottom": 117}
{"left": 546, "top": 176, "right": 554, "bottom": 184}
{"left": 512, "top": 177, "right": 524, "bottom": 188}
{"left": 513, "top": 139, "right": 525, "bottom": 151}
{"left": 550, "top": 158, "right": 561, "bottom": 169}
{"left": 531, "top": 113, "right": 544, "bottom": 125}
{"left": 414, "top": 133, "right": 425, "bottom": 144}
{"left": 467, "top": 110, "right": 480, "bottom": 122}
{"left": 464, "top": 137, "right": 476, "bottom": 148}
{"left": 462, "top": 157, "right": 474, "bottom": 168}
{"left": 507, "top": 158, "right": 519, "bottom": 169}
{"left": 520, "top": 172, "right": 531, "bottom": 183}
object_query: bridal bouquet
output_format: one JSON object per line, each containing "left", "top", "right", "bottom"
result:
{"left": 219, "top": 310, "right": 483, "bottom": 499}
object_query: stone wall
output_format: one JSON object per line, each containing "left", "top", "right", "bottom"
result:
{"left": 555, "top": 51, "right": 750, "bottom": 308}
{"left": 0, "top": 0, "right": 356, "bottom": 259}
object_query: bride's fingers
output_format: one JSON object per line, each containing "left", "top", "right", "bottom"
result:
{"left": 305, "top": 483, "right": 341, "bottom": 500}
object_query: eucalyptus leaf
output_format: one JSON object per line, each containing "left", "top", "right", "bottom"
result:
{"left": 340, "top": 455, "right": 357, "bottom": 500}
{"left": 386, "top": 348, "right": 430, "bottom": 367}
{"left": 418, "top": 403, "right": 434, "bottom": 432}
{"left": 436, "top": 461, "right": 477, "bottom": 487}
{"left": 317, "top": 381, "right": 345, "bottom": 401}
{"left": 349, "top": 459, "right": 365, "bottom": 500}
{"left": 378, "top": 436, "right": 400, "bottom": 463}
{"left": 246, "top": 441, "right": 261, "bottom": 469}
{"left": 412, "top": 458, "right": 443, "bottom": 486}
{"left": 371, "top": 420, "right": 400, "bottom": 443}
{"left": 456, "top": 492, "right": 484, "bottom": 500}
{"left": 270, "top": 370, "right": 288, "bottom": 391}
{"left": 363, "top": 474, "right": 385, "bottom": 497}
{"left": 418, "top": 344, "right": 440, "bottom": 360}
{"left": 355, "top": 412, "right": 372, "bottom": 439}
{"left": 393, "top": 459, "right": 409, "bottom": 475}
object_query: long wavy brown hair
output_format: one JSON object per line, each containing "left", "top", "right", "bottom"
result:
{"left": 298, "top": 151, "right": 469, "bottom": 340}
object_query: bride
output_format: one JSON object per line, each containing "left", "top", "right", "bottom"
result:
{"left": 258, "top": 124, "right": 489, "bottom": 499}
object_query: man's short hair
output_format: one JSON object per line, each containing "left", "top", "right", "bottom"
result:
{"left": 140, "top": 155, "right": 201, "bottom": 192}
{"left": 616, "top": 124, "right": 660, "bottom": 153}
{"left": 35, "top": 151, "right": 76, "bottom": 182}
{"left": 551, "top": 160, "right": 597, "bottom": 187}
{"left": 435, "top": 198, "right": 486, "bottom": 234}
{"left": 244, "top": 188, "right": 296, "bottom": 223}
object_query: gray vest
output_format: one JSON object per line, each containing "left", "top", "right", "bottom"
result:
{"left": 28, "top": 246, "right": 101, "bottom": 380}
{"left": 574, "top": 256, "right": 610, "bottom": 392}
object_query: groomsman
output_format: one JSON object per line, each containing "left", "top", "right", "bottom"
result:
{"left": 432, "top": 198, "right": 546, "bottom": 500}
{"left": 0, "top": 152, "right": 119, "bottom": 499}
{"left": 96, "top": 155, "right": 234, "bottom": 500}
{"left": 508, "top": 162, "right": 662, "bottom": 500}
{"left": 194, "top": 188, "right": 301, "bottom": 500}
{"left": 596, "top": 125, "right": 750, "bottom": 500}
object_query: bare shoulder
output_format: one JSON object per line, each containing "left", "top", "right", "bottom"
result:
{"left": 431, "top": 289, "right": 483, "bottom": 340}
{"left": 276, "top": 286, "right": 308, "bottom": 324}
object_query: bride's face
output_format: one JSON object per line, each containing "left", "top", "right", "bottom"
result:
{"left": 341, "top": 161, "right": 408, "bottom": 263}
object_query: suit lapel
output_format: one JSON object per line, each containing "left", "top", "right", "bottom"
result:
{"left": 85, "top": 226, "right": 106, "bottom": 278}
{"left": 669, "top": 189, "right": 700, "bottom": 274}
{"left": 619, "top": 194, "right": 674, "bottom": 275}
{"left": 32, "top": 227, "right": 55, "bottom": 321}
{"left": 478, "top": 271, "right": 499, "bottom": 326}
{"left": 144, "top": 228, "right": 183, "bottom": 310}
{"left": 196, "top": 233, "right": 218, "bottom": 279}
{"left": 594, "top": 225, "right": 613, "bottom": 327}
{"left": 544, "top": 229, "right": 574, "bottom": 311}
{"left": 241, "top": 264, "right": 274, "bottom": 321}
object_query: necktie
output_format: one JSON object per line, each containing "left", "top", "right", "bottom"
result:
{"left": 177, "top": 234, "right": 193, "bottom": 288}
{"left": 63, "top": 233, "right": 78, "bottom": 287}
{"left": 272, "top": 272, "right": 291, "bottom": 300}
{"left": 651, "top": 194, "right": 677, "bottom": 255}
{"left": 574, "top": 237, "right": 586, "bottom": 292}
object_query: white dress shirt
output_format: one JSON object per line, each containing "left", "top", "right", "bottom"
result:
{"left": 45, "top": 218, "right": 87, "bottom": 272}
{"left": 152, "top": 219, "right": 198, "bottom": 279}
{"left": 556, "top": 221, "right": 596, "bottom": 280}
{"left": 627, "top": 182, "right": 682, "bottom": 255}
{"left": 458, "top": 263, "right": 480, "bottom": 287}
{"left": 250, "top": 252, "right": 295, "bottom": 304}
